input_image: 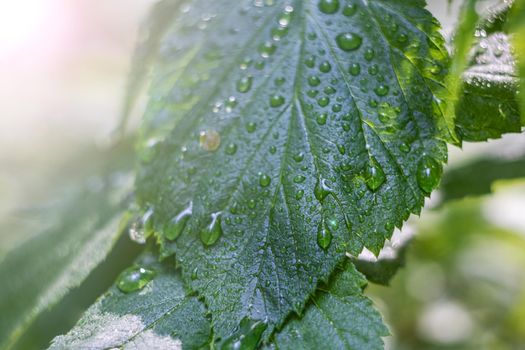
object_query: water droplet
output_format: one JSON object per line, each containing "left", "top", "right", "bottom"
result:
{"left": 305, "top": 55, "right": 316, "bottom": 68}
{"left": 129, "top": 208, "right": 154, "bottom": 244}
{"left": 237, "top": 76, "right": 253, "bottom": 93}
{"left": 416, "top": 156, "right": 442, "bottom": 193}
{"left": 246, "top": 122, "right": 257, "bottom": 133}
{"left": 221, "top": 318, "right": 268, "bottom": 350}
{"left": 269, "top": 145, "right": 277, "bottom": 154}
{"left": 225, "top": 96, "right": 237, "bottom": 112}
{"left": 294, "top": 175, "right": 306, "bottom": 183}
{"left": 295, "top": 190, "right": 304, "bottom": 200}
{"left": 317, "top": 96, "right": 330, "bottom": 107}
{"left": 308, "top": 75, "right": 321, "bottom": 87}
{"left": 318, "top": 0, "right": 339, "bottom": 14}
{"left": 293, "top": 152, "right": 304, "bottom": 162}
{"left": 374, "top": 85, "right": 389, "bottom": 96}
{"left": 314, "top": 177, "right": 332, "bottom": 202}
{"left": 117, "top": 266, "right": 156, "bottom": 293}
{"left": 248, "top": 199, "right": 256, "bottom": 209}
{"left": 316, "top": 113, "right": 328, "bottom": 125}
{"left": 349, "top": 63, "right": 361, "bottom": 76}
{"left": 364, "top": 48, "right": 375, "bottom": 61}
{"left": 319, "top": 61, "right": 332, "bottom": 73}
{"left": 342, "top": 3, "right": 357, "bottom": 16}
{"left": 259, "top": 41, "right": 276, "bottom": 58}
{"left": 317, "top": 218, "right": 332, "bottom": 250}
{"left": 225, "top": 143, "right": 238, "bottom": 155}
{"left": 270, "top": 94, "right": 285, "bottom": 108}
{"left": 200, "top": 212, "right": 222, "bottom": 246}
{"left": 336, "top": 32, "right": 362, "bottom": 51}
{"left": 259, "top": 173, "right": 271, "bottom": 187}
{"left": 166, "top": 202, "right": 193, "bottom": 240}
{"left": 200, "top": 129, "right": 221, "bottom": 151}
{"left": 364, "top": 158, "right": 386, "bottom": 191}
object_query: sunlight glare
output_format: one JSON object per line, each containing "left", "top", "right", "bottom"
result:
{"left": 0, "top": 0, "right": 53, "bottom": 55}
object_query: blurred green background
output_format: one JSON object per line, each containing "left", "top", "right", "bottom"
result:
{"left": 1, "top": 0, "right": 524, "bottom": 349}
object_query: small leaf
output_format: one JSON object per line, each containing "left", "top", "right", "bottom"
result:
{"left": 48, "top": 251, "right": 211, "bottom": 350}
{"left": 136, "top": 0, "right": 450, "bottom": 339}
{"left": 456, "top": 3, "right": 522, "bottom": 141}
{"left": 271, "top": 261, "right": 389, "bottom": 349}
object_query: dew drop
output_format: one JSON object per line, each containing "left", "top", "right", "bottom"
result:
{"left": 129, "top": 208, "right": 154, "bottom": 244}
{"left": 318, "top": 0, "right": 340, "bottom": 14}
{"left": 308, "top": 75, "right": 321, "bottom": 87}
{"left": 200, "top": 129, "right": 221, "bottom": 151}
{"left": 200, "top": 212, "right": 222, "bottom": 246}
{"left": 225, "top": 143, "right": 238, "bottom": 155}
{"left": 236, "top": 76, "right": 253, "bottom": 93}
{"left": 293, "top": 152, "right": 304, "bottom": 162}
{"left": 364, "top": 158, "right": 386, "bottom": 191}
{"left": 294, "top": 175, "right": 306, "bottom": 183}
{"left": 374, "top": 84, "right": 389, "bottom": 96}
{"left": 416, "top": 156, "right": 442, "bottom": 193}
{"left": 295, "top": 190, "right": 305, "bottom": 200}
{"left": 259, "top": 41, "right": 276, "bottom": 58}
{"left": 246, "top": 122, "right": 257, "bottom": 133}
{"left": 342, "top": 3, "right": 357, "bottom": 16}
{"left": 317, "top": 218, "right": 333, "bottom": 250}
{"left": 259, "top": 173, "right": 271, "bottom": 187}
{"left": 319, "top": 61, "right": 332, "bottom": 73}
{"left": 316, "top": 113, "right": 328, "bottom": 125}
{"left": 166, "top": 202, "right": 193, "bottom": 240}
{"left": 314, "top": 177, "right": 332, "bottom": 202}
{"left": 317, "top": 97, "right": 330, "bottom": 107}
{"left": 305, "top": 55, "right": 316, "bottom": 68}
{"left": 364, "top": 48, "right": 375, "bottom": 61}
{"left": 270, "top": 95, "right": 285, "bottom": 108}
{"left": 117, "top": 266, "right": 156, "bottom": 293}
{"left": 336, "top": 32, "right": 362, "bottom": 51}
{"left": 349, "top": 63, "right": 361, "bottom": 76}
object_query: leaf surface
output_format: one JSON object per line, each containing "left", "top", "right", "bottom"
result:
{"left": 136, "top": 0, "right": 449, "bottom": 339}
{"left": 49, "top": 251, "right": 211, "bottom": 350}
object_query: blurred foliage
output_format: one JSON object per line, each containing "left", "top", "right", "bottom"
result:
{"left": 368, "top": 182, "right": 525, "bottom": 349}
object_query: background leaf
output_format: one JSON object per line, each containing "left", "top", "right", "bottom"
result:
{"left": 455, "top": 1, "right": 522, "bottom": 141}
{"left": 0, "top": 141, "right": 134, "bottom": 349}
{"left": 49, "top": 251, "right": 211, "bottom": 350}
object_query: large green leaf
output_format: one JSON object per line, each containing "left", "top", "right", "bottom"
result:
{"left": 270, "top": 262, "right": 388, "bottom": 350}
{"left": 49, "top": 251, "right": 211, "bottom": 350}
{"left": 0, "top": 143, "right": 134, "bottom": 349}
{"left": 136, "top": 0, "right": 449, "bottom": 339}
{"left": 455, "top": 2, "right": 522, "bottom": 141}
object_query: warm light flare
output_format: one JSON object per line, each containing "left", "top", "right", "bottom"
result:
{"left": 0, "top": 0, "right": 55, "bottom": 55}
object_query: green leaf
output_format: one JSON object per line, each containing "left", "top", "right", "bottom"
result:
{"left": 49, "top": 251, "right": 211, "bottom": 350}
{"left": 455, "top": 3, "right": 522, "bottom": 141}
{"left": 509, "top": 0, "right": 525, "bottom": 124}
{"left": 0, "top": 143, "right": 134, "bottom": 349}
{"left": 136, "top": 0, "right": 449, "bottom": 339}
{"left": 440, "top": 154, "right": 525, "bottom": 203}
{"left": 271, "top": 262, "right": 389, "bottom": 349}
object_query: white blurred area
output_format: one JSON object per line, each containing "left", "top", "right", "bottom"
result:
{"left": 0, "top": 0, "right": 154, "bottom": 252}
